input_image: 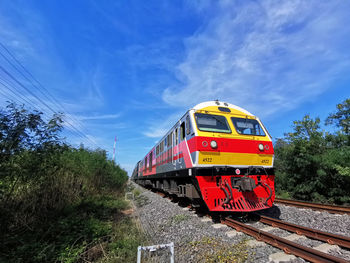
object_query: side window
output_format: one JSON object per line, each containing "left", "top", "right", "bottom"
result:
{"left": 156, "top": 145, "right": 159, "bottom": 156}
{"left": 186, "top": 115, "right": 191, "bottom": 135}
{"left": 180, "top": 122, "right": 185, "bottom": 141}
{"left": 149, "top": 152, "right": 152, "bottom": 172}
{"left": 167, "top": 134, "right": 171, "bottom": 147}
{"left": 175, "top": 128, "right": 178, "bottom": 145}
{"left": 145, "top": 157, "right": 148, "bottom": 170}
{"left": 168, "top": 134, "right": 172, "bottom": 147}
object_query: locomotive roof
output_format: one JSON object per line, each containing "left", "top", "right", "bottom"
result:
{"left": 141, "top": 100, "right": 265, "bottom": 161}
{"left": 192, "top": 101, "right": 254, "bottom": 116}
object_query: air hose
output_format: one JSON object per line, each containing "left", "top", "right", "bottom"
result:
{"left": 262, "top": 182, "right": 272, "bottom": 205}
{"left": 221, "top": 181, "right": 232, "bottom": 204}
{"left": 225, "top": 181, "right": 233, "bottom": 203}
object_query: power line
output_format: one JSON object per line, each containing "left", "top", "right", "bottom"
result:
{"left": 0, "top": 79, "right": 94, "bottom": 144}
{"left": 0, "top": 85, "right": 23, "bottom": 105}
{"left": 0, "top": 44, "right": 89, "bottom": 133}
{"left": 0, "top": 78, "right": 38, "bottom": 108}
{"left": 0, "top": 44, "right": 99, "bottom": 148}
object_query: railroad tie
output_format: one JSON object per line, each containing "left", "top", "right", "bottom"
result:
{"left": 314, "top": 243, "right": 341, "bottom": 253}
{"left": 269, "top": 252, "right": 296, "bottom": 263}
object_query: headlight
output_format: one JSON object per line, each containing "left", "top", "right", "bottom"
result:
{"left": 210, "top": 140, "right": 218, "bottom": 149}
{"left": 258, "top": 143, "right": 264, "bottom": 151}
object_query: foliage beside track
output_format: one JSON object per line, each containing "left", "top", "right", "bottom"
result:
{"left": 275, "top": 98, "right": 350, "bottom": 204}
{"left": 0, "top": 103, "right": 142, "bottom": 262}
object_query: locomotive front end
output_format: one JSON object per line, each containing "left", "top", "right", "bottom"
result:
{"left": 190, "top": 102, "right": 275, "bottom": 212}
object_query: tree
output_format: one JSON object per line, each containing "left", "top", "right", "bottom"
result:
{"left": 0, "top": 102, "right": 64, "bottom": 158}
{"left": 326, "top": 98, "right": 350, "bottom": 135}
{"left": 274, "top": 106, "right": 350, "bottom": 204}
{"left": 0, "top": 102, "right": 64, "bottom": 202}
{"left": 286, "top": 115, "right": 323, "bottom": 142}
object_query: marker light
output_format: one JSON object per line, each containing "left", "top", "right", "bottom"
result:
{"left": 210, "top": 140, "right": 218, "bottom": 149}
{"left": 258, "top": 143, "right": 264, "bottom": 151}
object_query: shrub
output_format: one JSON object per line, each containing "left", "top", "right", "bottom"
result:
{"left": 0, "top": 102, "right": 131, "bottom": 262}
{"left": 274, "top": 98, "right": 350, "bottom": 204}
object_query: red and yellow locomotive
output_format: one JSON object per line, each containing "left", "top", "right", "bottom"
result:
{"left": 132, "top": 101, "right": 275, "bottom": 212}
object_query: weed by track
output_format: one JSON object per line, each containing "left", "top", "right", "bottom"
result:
{"left": 1, "top": 193, "right": 145, "bottom": 263}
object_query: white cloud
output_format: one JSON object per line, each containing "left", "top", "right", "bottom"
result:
{"left": 142, "top": 111, "right": 183, "bottom": 138}
{"left": 76, "top": 113, "right": 121, "bottom": 121}
{"left": 143, "top": 128, "right": 170, "bottom": 138}
{"left": 163, "top": 0, "right": 350, "bottom": 118}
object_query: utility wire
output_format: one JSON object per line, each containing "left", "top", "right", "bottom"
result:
{"left": 0, "top": 78, "right": 38, "bottom": 108}
{"left": 0, "top": 85, "right": 82, "bottom": 142}
{"left": 0, "top": 44, "right": 89, "bottom": 133}
{"left": 0, "top": 43, "right": 99, "bottom": 147}
{"left": 0, "top": 45, "right": 99, "bottom": 148}
{"left": 0, "top": 78, "right": 93, "bottom": 144}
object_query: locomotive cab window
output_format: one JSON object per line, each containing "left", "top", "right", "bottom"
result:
{"left": 194, "top": 113, "right": 231, "bottom": 133}
{"left": 231, "top": 117, "right": 266, "bottom": 136}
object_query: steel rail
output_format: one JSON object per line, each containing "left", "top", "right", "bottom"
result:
{"left": 257, "top": 215, "right": 350, "bottom": 249}
{"left": 275, "top": 198, "right": 350, "bottom": 215}
{"left": 222, "top": 218, "right": 348, "bottom": 263}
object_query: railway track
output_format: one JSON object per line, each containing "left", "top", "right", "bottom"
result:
{"left": 275, "top": 198, "right": 350, "bottom": 215}
{"left": 150, "top": 188, "right": 350, "bottom": 262}
{"left": 222, "top": 213, "right": 350, "bottom": 263}
{"left": 222, "top": 216, "right": 349, "bottom": 263}
{"left": 256, "top": 214, "right": 350, "bottom": 249}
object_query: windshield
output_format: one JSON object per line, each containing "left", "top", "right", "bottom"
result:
{"left": 194, "top": 113, "right": 231, "bottom": 133}
{"left": 231, "top": 117, "right": 266, "bottom": 136}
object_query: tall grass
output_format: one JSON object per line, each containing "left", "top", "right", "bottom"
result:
{"left": 0, "top": 103, "right": 138, "bottom": 262}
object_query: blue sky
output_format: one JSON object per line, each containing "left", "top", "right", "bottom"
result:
{"left": 0, "top": 0, "right": 350, "bottom": 175}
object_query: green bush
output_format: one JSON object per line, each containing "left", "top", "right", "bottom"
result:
{"left": 0, "top": 102, "right": 132, "bottom": 262}
{"left": 275, "top": 98, "right": 350, "bottom": 205}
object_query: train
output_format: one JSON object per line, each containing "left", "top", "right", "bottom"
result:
{"left": 131, "top": 101, "right": 275, "bottom": 212}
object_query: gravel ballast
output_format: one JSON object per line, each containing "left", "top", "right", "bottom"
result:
{"left": 131, "top": 183, "right": 350, "bottom": 262}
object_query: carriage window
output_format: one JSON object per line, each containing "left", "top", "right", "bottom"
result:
{"left": 156, "top": 145, "right": 159, "bottom": 155}
{"left": 175, "top": 128, "right": 178, "bottom": 145}
{"left": 186, "top": 115, "right": 191, "bottom": 135}
{"left": 149, "top": 152, "right": 152, "bottom": 171}
{"left": 194, "top": 113, "right": 231, "bottom": 133}
{"left": 231, "top": 117, "right": 266, "bottom": 136}
{"left": 180, "top": 122, "right": 185, "bottom": 140}
{"left": 160, "top": 141, "right": 164, "bottom": 152}
{"left": 168, "top": 134, "right": 172, "bottom": 147}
